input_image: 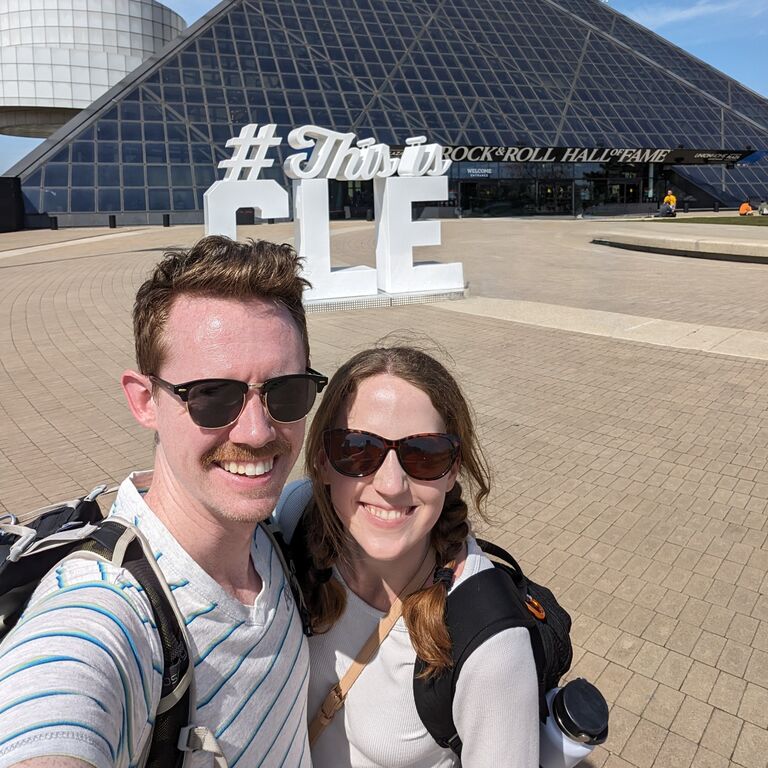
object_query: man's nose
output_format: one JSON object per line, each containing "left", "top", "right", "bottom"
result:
{"left": 372, "top": 448, "right": 409, "bottom": 495}
{"left": 227, "top": 391, "right": 276, "bottom": 445}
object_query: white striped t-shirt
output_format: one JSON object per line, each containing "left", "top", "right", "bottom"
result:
{"left": 0, "top": 472, "right": 311, "bottom": 768}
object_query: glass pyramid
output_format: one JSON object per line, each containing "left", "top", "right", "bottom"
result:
{"left": 8, "top": 0, "right": 768, "bottom": 224}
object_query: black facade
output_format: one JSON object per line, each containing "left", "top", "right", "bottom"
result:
{"left": 6, "top": 0, "right": 768, "bottom": 226}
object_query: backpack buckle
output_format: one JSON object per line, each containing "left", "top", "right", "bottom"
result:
{"left": 7, "top": 526, "right": 37, "bottom": 563}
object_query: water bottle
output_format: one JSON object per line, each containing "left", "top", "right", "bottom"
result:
{"left": 539, "top": 679, "right": 609, "bottom": 768}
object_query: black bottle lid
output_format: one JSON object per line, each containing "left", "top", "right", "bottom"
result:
{"left": 552, "top": 679, "right": 609, "bottom": 746}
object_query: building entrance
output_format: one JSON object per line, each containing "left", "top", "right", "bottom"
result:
{"left": 458, "top": 179, "right": 574, "bottom": 216}
{"left": 536, "top": 180, "right": 573, "bottom": 214}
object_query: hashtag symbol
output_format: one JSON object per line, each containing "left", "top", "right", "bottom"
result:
{"left": 218, "top": 124, "right": 283, "bottom": 181}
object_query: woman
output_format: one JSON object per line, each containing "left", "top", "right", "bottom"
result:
{"left": 277, "top": 346, "right": 538, "bottom": 768}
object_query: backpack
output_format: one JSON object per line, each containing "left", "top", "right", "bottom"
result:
{"left": 413, "top": 538, "right": 573, "bottom": 759}
{"left": 0, "top": 485, "right": 309, "bottom": 767}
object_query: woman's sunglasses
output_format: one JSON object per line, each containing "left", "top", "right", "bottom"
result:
{"left": 323, "top": 428, "right": 460, "bottom": 481}
{"left": 150, "top": 369, "right": 328, "bottom": 428}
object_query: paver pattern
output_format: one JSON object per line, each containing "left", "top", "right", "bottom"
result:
{"left": 2, "top": 219, "right": 768, "bottom": 767}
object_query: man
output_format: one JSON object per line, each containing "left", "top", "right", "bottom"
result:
{"left": 0, "top": 236, "right": 324, "bottom": 767}
{"left": 739, "top": 199, "right": 754, "bottom": 216}
{"left": 662, "top": 189, "right": 677, "bottom": 212}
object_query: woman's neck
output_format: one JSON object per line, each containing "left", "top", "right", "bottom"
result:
{"left": 337, "top": 542, "right": 434, "bottom": 612}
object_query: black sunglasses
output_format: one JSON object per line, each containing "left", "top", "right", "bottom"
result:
{"left": 323, "top": 428, "right": 460, "bottom": 481}
{"left": 150, "top": 368, "right": 328, "bottom": 428}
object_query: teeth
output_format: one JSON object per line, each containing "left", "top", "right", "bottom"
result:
{"left": 364, "top": 504, "right": 409, "bottom": 521}
{"left": 220, "top": 458, "right": 274, "bottom": 477}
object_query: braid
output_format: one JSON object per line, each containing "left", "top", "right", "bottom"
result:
{"left": 402, "top": 482, "right": 470, "bottom": 678}
{"left": 294, "top": 498, "right": 347, "bottom": 634}
{"left": 431, "top": 483, "right": 469, "bottom": 568}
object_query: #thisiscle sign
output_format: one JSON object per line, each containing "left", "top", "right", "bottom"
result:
{"left": 204, "top": 124, "right": 464, "bottom": 300}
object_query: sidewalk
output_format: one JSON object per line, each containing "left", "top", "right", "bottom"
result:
{"left": 2, "top": 219, "right": 768, "bottom": 767}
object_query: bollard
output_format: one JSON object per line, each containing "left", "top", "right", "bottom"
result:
{"left": 162, "top": 214, "right": 170, "bottom": 228}
{"left": 366, "top": 208, "right": 373, "bottom": 221}
{"left": 49, "top": 216, "right": 58, "bottom": 230}
{"left": 108, "top": 214, "right": 117, "bottom": 228}
{"left": 713, "top": 202, "right": 720, "bottom": 213}
{"left": 683, "top": 201, "right": 690, "bottom": 214}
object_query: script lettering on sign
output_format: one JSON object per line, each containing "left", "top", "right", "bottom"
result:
{"left": 434, "top": 145, "right": 753, "bottom": 165}
{"left": 204, "top": 124, "right": 463, "bottom": 301}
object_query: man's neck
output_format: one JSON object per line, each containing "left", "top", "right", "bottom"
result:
{"left": 141, "top": 469, "right": 263, "bottom": 605}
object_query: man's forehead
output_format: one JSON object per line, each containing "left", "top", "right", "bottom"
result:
{"left": 166, "top": 294, "right": 288, "bottom": 331}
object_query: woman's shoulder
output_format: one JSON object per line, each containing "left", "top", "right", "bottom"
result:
{"left": 273, "top": 477, "right": 313, "bottom": 543}
{"left": 451, "top": 535, "right": 494, "bottom": 589}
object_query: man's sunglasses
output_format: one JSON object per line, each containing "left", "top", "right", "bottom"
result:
{"left": 323, "top": 428, "right": 460, "bottom": 481}
{"left": 150, "top": 369, "right": 328, "bottom": 428}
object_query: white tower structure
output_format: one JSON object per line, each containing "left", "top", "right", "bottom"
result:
{"left": 0, "top": 0, "right": 186, "bottom": 138}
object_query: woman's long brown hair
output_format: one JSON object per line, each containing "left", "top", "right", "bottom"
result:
{"left": 300, "top": 346, "right": 491, "bottom": 677}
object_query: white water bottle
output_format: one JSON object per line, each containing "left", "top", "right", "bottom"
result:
{"left": 539, "top": 679, "right": 609, "bottom": 768}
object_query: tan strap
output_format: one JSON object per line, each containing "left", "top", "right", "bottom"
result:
{"left": 309, "top": 550, "right": 437, "bottom": 745}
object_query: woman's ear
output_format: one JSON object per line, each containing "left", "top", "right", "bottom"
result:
{"left": 445, "top": 456, "right": 461, "bottom": 493}
{"left": 121, "top": 370, "right": 158, "bottom": 430}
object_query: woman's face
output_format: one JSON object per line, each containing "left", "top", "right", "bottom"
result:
{"left": 320, "top": 373, "right": 460, "bottom": 564}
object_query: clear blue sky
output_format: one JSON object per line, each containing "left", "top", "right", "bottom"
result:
{"left": 1, "top": 0, "right": 766, "bottom": 174}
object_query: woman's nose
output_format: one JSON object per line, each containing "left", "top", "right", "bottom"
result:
{"left": 372, "top": 448, "right": 409, "bottom": 495}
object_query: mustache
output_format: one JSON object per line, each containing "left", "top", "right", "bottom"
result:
{"left": 202, "top": 439, "right": 292, "bottom": 466}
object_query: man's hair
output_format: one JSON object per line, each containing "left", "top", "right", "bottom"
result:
{"left": 133, "top": 235, "right": 310, "bottom": 374}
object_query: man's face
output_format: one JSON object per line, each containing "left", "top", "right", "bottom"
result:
{"left": 146, "top": 294, "right": 307, "bottom": 526}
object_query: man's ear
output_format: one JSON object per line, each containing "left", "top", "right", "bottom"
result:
{"left": 121, "top": 370, "right": 158, "bottom": 430}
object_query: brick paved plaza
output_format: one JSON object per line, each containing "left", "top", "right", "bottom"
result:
{"left": 3, "top": 218, "right": 768, "bottom": 766}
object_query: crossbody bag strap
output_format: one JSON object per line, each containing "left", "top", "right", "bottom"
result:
{"left": 308, "top": 550, "right": 437, "bottom": 745}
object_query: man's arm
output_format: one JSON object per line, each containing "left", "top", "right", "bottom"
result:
{"left": 0, "top": 560, "right": 163, "bottom": 768}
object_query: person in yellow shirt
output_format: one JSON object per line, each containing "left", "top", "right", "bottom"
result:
{"left": 663, "top": 189, "right": 677, "bottom": 211}
{"left": 739, "top": 200, "right": 754, "bottom": 216}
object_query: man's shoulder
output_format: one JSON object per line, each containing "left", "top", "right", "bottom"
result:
{"left": 20, "top": 550, "right": 157, "bottom": 627}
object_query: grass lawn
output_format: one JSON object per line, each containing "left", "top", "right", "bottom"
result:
{"left": 651, "top": 215, "right": 768, "bottom": 226}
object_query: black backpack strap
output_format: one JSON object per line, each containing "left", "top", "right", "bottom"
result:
{"left": 78, "top": 521, "right": 191, "bottom": 768}
{"left": 413, "top": 567, "right": 536, "bottom": 758}
{"left": 259, "top": 518, "right": 313, "bottom": 636}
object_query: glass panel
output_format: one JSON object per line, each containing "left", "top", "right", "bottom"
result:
{"left": 98, "top": 188, "right": 121, "bottom": 211}
{"left": 98, "top": 165, "right": 120, "bottom": 186}
{"left": 168, "top": 144, "right": 190, "bottom": 164}
{"left": 120, "top": 102, "right": 141, "bottom": 121}
{"left": 149, "top": 189, "right": 171, "bottom": 211}
{"left": 145, "top": 144, "right": 167, "bottom": 163}
{"left": 173, "top": 189, "right": 195, "bottom": 210}
{"left": 43, "top": 188, "right": 68, "bottom": 212}
{"left": 71, "top": 142, "right": 94, "bottom": 163}
{"left": 71, "top": 164, "right": 94, "bottom": 186}
{"left": 122, "top": 123, "right": 142, "bottom": 141}
{"left": 97, "top": 122, "right": 119, "bottom": 141}
{"left": 123, "top": 166, "right": 145, "bottom": 187}
{"left": 122, "top": 143, "right": 144, "bottom": 163}
{"left": 171, "top": 166, "right": 193, "bottom": 186}
{"left": 44, "top": 164, "right": 68, "bottom": 186}
{"left": 124, "top": 188, "right": 147, "bottom": 210}
{"left": 147, "top": 166, "right": 169, "bottom": 186}
{"left": 144, "top": 123, "right": 165, "bottom": 142}
{"left": 71, "top": 189, "right": 95, "bottom": 212}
